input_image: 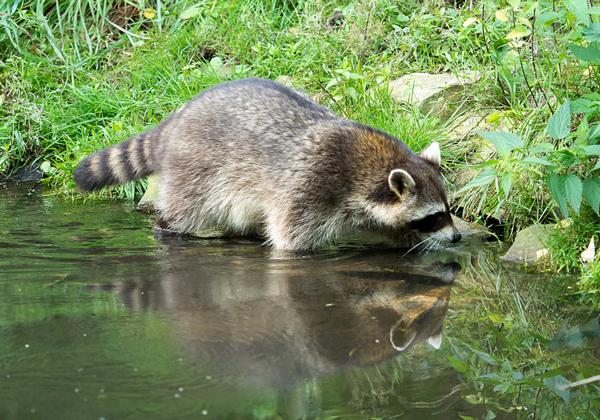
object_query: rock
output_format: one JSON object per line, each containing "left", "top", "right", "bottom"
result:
{"left": 137, "top": 174, "right": 159, "bottom": 213}
{"left": 12, "top": 164, "right": 43, "bottom": 183}
{"left": 500, "top": 224, "right": 553, "bottom": 265}
{"left": 447, "top": 112, "right": 489, "bottom": 141}
{"left": 451, "top": 216, "right": 493, "bottom": 240}
{"left": 447, "top": 110, "right": 516, "bottom": 142}
{"left": 389, "top": 72, "right": 480, "bottom": 120}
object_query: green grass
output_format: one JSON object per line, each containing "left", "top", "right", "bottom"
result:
{"left": 1, "top": 0, "right": 456, "bottom": 199}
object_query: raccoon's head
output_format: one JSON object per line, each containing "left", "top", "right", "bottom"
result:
{"left": 367, "top": 142, "right": 461, "bottom": 249}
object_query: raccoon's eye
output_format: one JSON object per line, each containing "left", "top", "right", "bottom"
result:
{"left": 408, "top": 211, "right": 450, "bottom": 232}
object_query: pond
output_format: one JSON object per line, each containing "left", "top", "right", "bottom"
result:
{"left": 0, "top": 185, "right": 598, "bottom": 419}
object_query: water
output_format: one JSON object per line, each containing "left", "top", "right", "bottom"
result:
{"left": 0, "top": 185, "right": 598, "bottom": 419}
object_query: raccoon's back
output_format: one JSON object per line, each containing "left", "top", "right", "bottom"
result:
{"left": 166, "top": 79, "right": 339, "bottom": 163}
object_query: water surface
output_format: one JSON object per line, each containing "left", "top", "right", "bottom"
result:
{"left": 0, "top": 185, "right": 598, "bottom": 419}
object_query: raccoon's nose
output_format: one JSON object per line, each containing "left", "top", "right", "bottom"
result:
{"left": 450, "top": 230, "right": 462, "bottom": 243}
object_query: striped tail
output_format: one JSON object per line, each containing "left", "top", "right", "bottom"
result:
{"left": 73, "top": 129, "right": 160, "bottom": 192}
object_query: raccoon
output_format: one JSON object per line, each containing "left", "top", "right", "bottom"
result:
{"left": 73, "top": 78, "right": 461, "bottom": 251}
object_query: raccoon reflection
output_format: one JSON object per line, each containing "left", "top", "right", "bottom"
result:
{"left": 92, "top": 251, "right": 458, "bottom": 388}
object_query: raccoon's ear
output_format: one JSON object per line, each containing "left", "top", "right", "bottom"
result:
{"left": 388, "top": 169, "right": 416, "bottom": 196}
{"left": 390, "top": 325, "right": 416, "bottom": 352}
{"left": 420, "top": 142, "right": 441, "bottom": 166}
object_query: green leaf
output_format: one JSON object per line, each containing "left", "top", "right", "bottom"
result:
{"left": 570, "top": 98, "right": 594, "bottom": 114}
{"left": 480, "top": 373, "right": 502, "bottom": 381}
{"left": 471, "top": 348, "right": 498, "bottom": 365}
{"left": 488, "top": 312, "right": 504, "bottom": 324}
{"left": 548, "top": 174, "right": 569, "bottom": 216}
{"left": 589, "top": 124, "right": 600, "bottom": 143}
{"left": 567, "top": 0, "right": 591, "bottom": 26}
{"left": 523, "top": 156, "right": 554, "bottom": 166}
{"left": 565, "top": 174, "right": 583, "bottom": 214}
{"left": 568, "top": 42, "right": 600, "bottom": 63}
{"left": 448, "top": 356, "right": 468, "bottom": 374}
{"left": 543, "top": 375, "right": 571, "bottom": 404}
{"left": 39, "top": 160, "right": 52, "bottom": 174}
{"left": 458, "top": 168, "right": 497, "bottom": 193}
{"left": 583, "top": 178, "right": 600, "bottom": 215}
{"left": 537, "top": 11, "right": 560, "bottom": 26}
{"left": 584, "top": 145, "right": 600, "bottom": 156}
{"left": 546, "top": 102, "right": 571, "bottom": 140}
{"left": 501, "top": 172, "right": 513, "bottom": 198}
{"left": 594, "top": 161, "right": 600, "bottom": 171}
{"left": 582, "top": 23, "right": 600, "bottom": 43}
{"left": 505, "top": 26, "right": 531, "bottom": 39}
{"left": 395, "top": 12, "right": 409, "bottom": 23}
{"left": 493, "top": 383, "right": 510, "bottom": 393}
{"left": 479, "top": 131, "right": 524, "bottom": 157}
{"left": 530, "top": 142, "right": 554, "bottom": 154}
{"left": 180, "top": 5, "right": 201, "bottom": 20}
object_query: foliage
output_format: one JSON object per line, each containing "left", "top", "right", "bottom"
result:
{"left": 460, "top": 97, "right": 600, "bottom": 220}
{"left": 453, "top": 0, "right": 600, "bottom": 227}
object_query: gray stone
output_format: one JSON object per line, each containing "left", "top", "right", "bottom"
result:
{"left": 446, "top": 110, "right": 515, "bottom": 142}
{"left": 389, "top": 72, "right": 480, "bottom": 119}
{"left": 448, "top": 113, "right": 489, "bottom": 141}
{"left": 500, "top": 224, "right": 553, "bottom": 265}
{"left": 12, "top": 164, "right": 43, "bottom": 183}
{"left": 136, "top": 174, "right": 160, "bottom": 213}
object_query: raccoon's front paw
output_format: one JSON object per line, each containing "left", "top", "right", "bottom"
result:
{"left": 153, "top": 217, "right": 181, "bottom": 237}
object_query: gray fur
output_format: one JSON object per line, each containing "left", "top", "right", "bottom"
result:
{"left": 74, "top": 78, "right": 460, "bottom": 250}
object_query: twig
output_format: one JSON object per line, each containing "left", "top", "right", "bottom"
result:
{"left": 316, "top": 78, "right": 347, "bottom": 118}
{"left": 481, "top": 3, "right": 490, "bottom": 55}
{"left": 519, "top": 57, "right": 540, "bottom": 108}
{"left": 530, "top": 8, "right": 555, "bottom": 113}
{"left": 531, "top": 9, "right": 538, "bottom": 80}
{"left": 359, "top": 2, "right": 373, "bottom": 65}
{"left": 532, "top": 387, "right": 541, "bottom": 418}
{"left": 558, "top": 374, "right": 600, "bottom": 390}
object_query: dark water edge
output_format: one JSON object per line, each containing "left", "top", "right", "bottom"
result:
{"left": 0, "top": 184, "right": 598, "bottom": 419}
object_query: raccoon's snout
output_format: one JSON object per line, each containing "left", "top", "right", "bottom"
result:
{"left": 450, "top": 229, "right": 461, "bottom": 243}
{"left": 429, "top": 224, "right": 461, "bottom": 245}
